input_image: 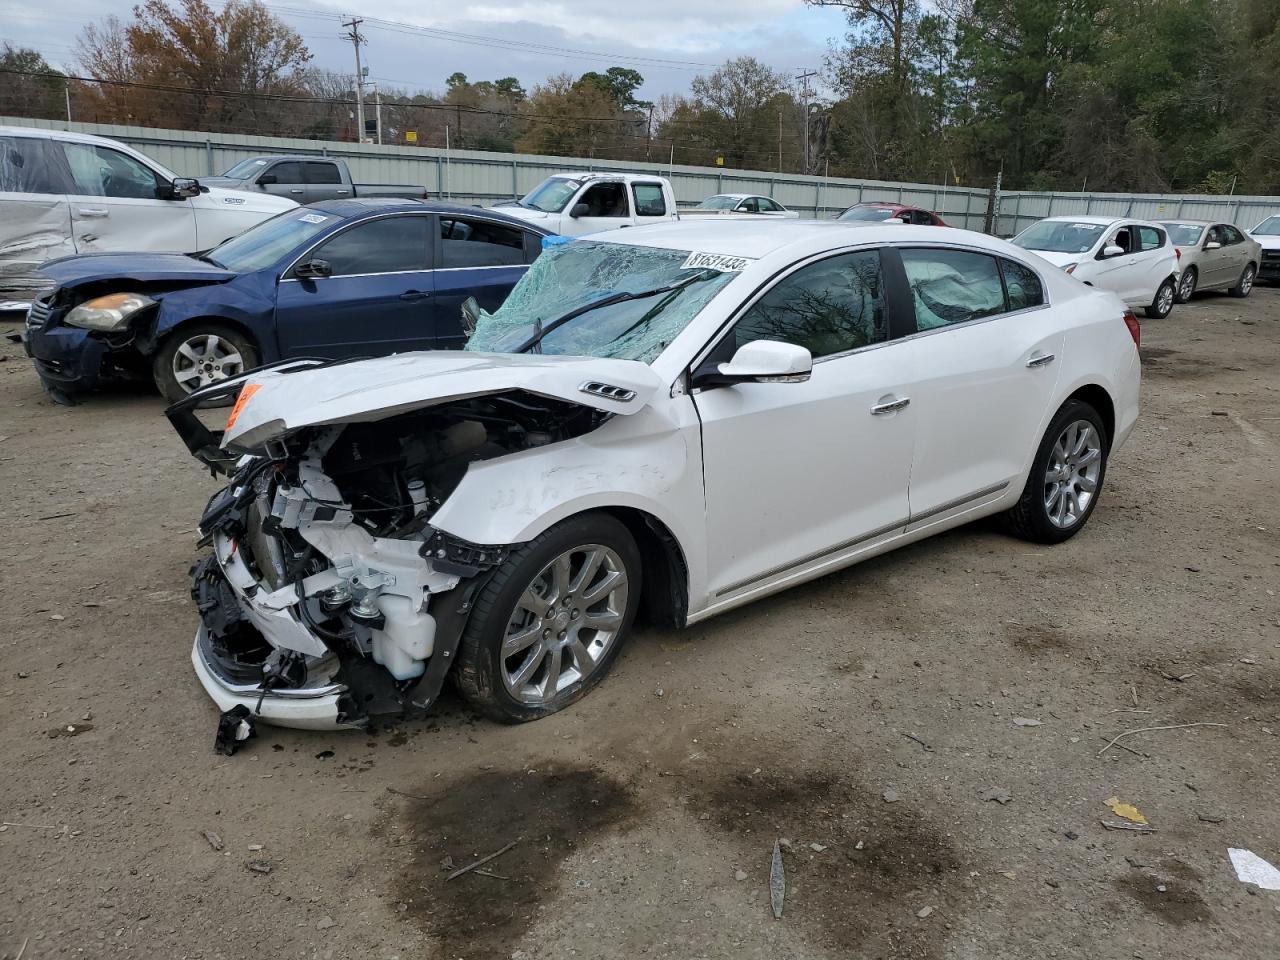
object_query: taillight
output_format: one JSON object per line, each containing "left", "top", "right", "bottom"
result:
{"left": 1175, "top": 247, "right": 1181, "bottom": 260}
{"left": 1123, "top": 311, "right": 1141, "bottom": 349}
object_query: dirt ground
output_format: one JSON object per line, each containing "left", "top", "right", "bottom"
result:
{"left": 1, "top": 287, "right": 1278, "bottom": 960}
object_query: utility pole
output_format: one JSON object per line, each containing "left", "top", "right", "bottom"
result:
{"left": 777, "top": 110, "right": 783, "bottom": 173}
{"left": 342, "top": 17, "right": 366, "bottom": 143}
{"left": 373, "top": 83, "right": 383, "bottom": 145}
{"left": 64, "top": 83, "right": 72, "bottom": 125}
{"left": 796, "top": 69, "right": 817, "bottom": 175}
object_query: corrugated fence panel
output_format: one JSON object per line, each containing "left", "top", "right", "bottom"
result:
{"left": 8, "top": 116, "right": 1280, "bottom": 231}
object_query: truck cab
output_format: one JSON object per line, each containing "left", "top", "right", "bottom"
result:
{"left": 495, "top": 173, "right": 678, "bottom": 236}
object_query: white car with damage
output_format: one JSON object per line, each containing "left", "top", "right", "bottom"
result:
{"left": 169, "top": 220, "right": 1141, "bottom": 732}
{"left": 0, "top": 125, "right": 297, "bottom": 300}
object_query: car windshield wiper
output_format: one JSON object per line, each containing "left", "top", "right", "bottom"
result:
{"left": 516, "top": 271, "right": 713, "bottom": 355}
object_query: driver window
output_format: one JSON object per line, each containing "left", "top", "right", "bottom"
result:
{"left": 578, "top": 182, "right": 628, "bottom": 217}
{"left": 1107, "top": 227, "right": 1133, "bottom": 255}
{"left": 62, "top": 143, "right": 161, "bottom": 199}
{"left": 730, "top": 250, "right": 887, "bottom": 359}
{"left": 1206, "top": 225, "right": 1227, "bottom": 246}
{"left": 307, "top": 215, "right": 429, "bottom": 276}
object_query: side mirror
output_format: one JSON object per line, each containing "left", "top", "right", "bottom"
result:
{"left": 1101, "top": 244, "right": 1125, "bottom": 258}
{"left": 716, "top": 340, "right": 812, "bottom": 384}
{"left": 897, "top": 212, "right": 912, "bottom": 222}
{"left": 258, "top": 173, "right": 278, "bottom": 186}
{"left": 1204, "top": 240, "right": 1222, "bottom": 250}
{"left": 294, "top": 259, "right": 332, "bottom": 280}
{"left": 570, "top": 202, "right": 589, "bottom": 219}
{"left": 460, "top": 295, "right": 480, "bottom": 338}
{"left": 169, "top": 177, "right": 200, "bottom": 199}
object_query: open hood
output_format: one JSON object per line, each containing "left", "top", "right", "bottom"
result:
{"left": 222, "top": 350, "right": 665, "bottom": 450}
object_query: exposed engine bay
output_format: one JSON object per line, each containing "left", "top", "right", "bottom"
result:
{"left": 189, "top": 390, "right": 611, "bottom": 731}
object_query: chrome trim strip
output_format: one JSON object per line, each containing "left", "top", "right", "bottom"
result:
{"left": 907, "top": 480, "right": 1010, "bottom": 526}
{"left": 714, "top": 516, "right": 908, "bottom": 597}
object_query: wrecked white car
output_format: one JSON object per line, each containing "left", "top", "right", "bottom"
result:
{"left": 170, "top": 221, "right": 1140, "bottom": 734}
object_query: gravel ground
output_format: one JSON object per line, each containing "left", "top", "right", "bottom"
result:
{"left": 1, "top": 287, "right": 1277, "bottom": 960}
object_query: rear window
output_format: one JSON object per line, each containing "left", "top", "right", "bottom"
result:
{"left": 1136, "top": 226, "right": 1165, "bottom": 251}
{"left": 0, "top": 136, "right": 71, "bottom": 194}
{"left": 303, "top": 162, "right": 342, "bottom": 185}
{"left": 633, "top": 183, "right": 667, "bottom": 217}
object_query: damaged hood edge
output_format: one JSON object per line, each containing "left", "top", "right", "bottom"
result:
{"left": 224, "top": 350, "right": 667, "bottom": 449}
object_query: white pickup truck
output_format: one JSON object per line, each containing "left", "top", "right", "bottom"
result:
{"left": 493, "top": 173, "right": 680, "bottom": 236}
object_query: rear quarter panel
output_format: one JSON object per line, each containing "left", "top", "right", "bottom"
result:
{"left": 1055, "top": 286, "right": 1141, "bottom": 452}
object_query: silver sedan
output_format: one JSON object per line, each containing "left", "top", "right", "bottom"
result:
{"left": 1160, "top": 220, "right": 1261, "bottom": 302}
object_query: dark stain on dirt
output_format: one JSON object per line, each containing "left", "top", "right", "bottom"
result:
{"left": 390, "top": 765, "right": 638, "bottom": 958}
{"left": 1139, "top": 346, "right": 1220, "bottom": 379}
{"left": 1115, "top": 859, "right": 1210, "bottom": 925}
{"left": 1005, "top": 621, "right": 1068, "bottom": 655}
{"left": 699, "top": 770, "right": 961, "bottom": 959}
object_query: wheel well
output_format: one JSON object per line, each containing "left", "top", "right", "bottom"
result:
{"left": 600, "top": 507, "right": 690, "bottom": 629}
{"left": 1067, "top": 384, "right": 1114, "bottom": 446}
{"left": 147, "top": 315, "right": 260, "bottom": 358}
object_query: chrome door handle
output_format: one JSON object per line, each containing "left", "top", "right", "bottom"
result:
{"left": 1026, "top": 353, "right": 1056, "bottom": 368}
{"left": 289, "top": 188, "right": 304, "bottom": 194}
{"left": 399, "top": 290, "right": 429, "bottom": 301}
{"left": 870, "top": 397, "right": 910, "bottom": 415}
{"left": 76, "top": 207, "right": 109, "bottom": 218}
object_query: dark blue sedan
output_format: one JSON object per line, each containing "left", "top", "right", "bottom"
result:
{"left": 24, "top": 199, "right": 551, "bottom": 401}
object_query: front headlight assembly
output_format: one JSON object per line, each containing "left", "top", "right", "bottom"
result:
{"left": 65, "top": 293, "right": 157, "bottom": 332}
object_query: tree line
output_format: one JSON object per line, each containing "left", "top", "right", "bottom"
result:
{"left": 1, "top": 0, "right": 1277, "bottom": 193}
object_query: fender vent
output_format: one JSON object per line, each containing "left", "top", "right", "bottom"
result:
{"left": 579, "top": 381, "right": 636, "bottom": 403}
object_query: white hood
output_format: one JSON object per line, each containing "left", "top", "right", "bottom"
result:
{"left": 496, "top": 205, "right": 553, "bottom": 225}
{"left": 194, "top": 186, "right": 297, "bottom": 217}
{"left": 225, "top": 350, "right": 664, "bottom": 449}
{"left": 1022, "top": 249, "right": 1082, "bottom": 270}
{"left": 1251, "top": 233, "right": 1280, "bottom": 251}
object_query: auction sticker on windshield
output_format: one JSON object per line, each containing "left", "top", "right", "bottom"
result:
{"left": 681, "top": 252, "right": 753, "bottom": 272}
{"left": 299, "top": 213, "right": 329, "bottom": 224}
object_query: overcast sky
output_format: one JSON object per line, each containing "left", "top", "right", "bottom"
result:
{"left": 3, "top": 0, "right": 849, "bottom": 99}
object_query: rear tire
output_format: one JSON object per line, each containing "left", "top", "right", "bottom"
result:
{"left": 453, "top": 512, "right": 642, "bottom": 723}
{"left": 1144, "top": 278, "right": 1176, "bottom": 319}
{"left": 1175, "top": 267, "right": 1197, "bottom": 303}
{"left": 1003, "top": 399, "right": 1109, "bottom": 545}
{"left": 153, "top": 323, "right": 258, "bottom": 403}
{"left": 1228, "top": 264, "right": 1256, "bottom": 298}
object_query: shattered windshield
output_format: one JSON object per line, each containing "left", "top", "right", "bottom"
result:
{"left": 521, "top": 177, "right": 581, "bottom": 213}
{"left": 466, "top": 239, "right": 742, "bottom": 363}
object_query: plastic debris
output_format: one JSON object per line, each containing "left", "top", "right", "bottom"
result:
{"left": 770, "top": 840, "right": 785, "bottom": 919}
{"left": 215, "top": 705, "right": 256, "bottom": 756}
{"left": 1228, "top": 849, "right": 1280, "bottom": 891}
{"left": 1104, "top": 797, "right": 1148, "bottom": 824}
{"left": 202, "top": 830, "right": 224, "bottom": 852}
{"left": 245, "top": 859, "right": 273, "bottom": 874}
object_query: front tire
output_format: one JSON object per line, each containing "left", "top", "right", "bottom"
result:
{"left": 1228, "top": 264, "right": 1256, "bottom": 298}
{"left": 1145, "top": 278, "right": 1176, "bottom": 319}
{"left": 1003, "top": 399, "right": 1109, "bottom": 544}
{"left": 453, "top": 512, "right": 642, "bottom": 723}
{"left": 153, "top": 323, "right": 258, "bottom": 403}
{"left": 1175, "top": 267, "right": 1197, "bottom": 303}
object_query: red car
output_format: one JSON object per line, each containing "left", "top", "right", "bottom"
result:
{"left": 836, "top": 202, "right": 948, "bottom": 226}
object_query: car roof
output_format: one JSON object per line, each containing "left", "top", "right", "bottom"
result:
{"left": 1038, "top": 215, "right": 1164, "bottom": 227}
{"left": 0, "top": 124, "right": 134, "bottom": 148}
{"left": 582, "top": 219, "right": 1007, "bottom": 260}
{"left": 305, "top": 198, "right": 552, "bottom": 233}
{"left": 231, "top": 154, "right": 331, "bottom": 163}
{"left": 1158, "top": 219, "right": 1217, "bottom": 227}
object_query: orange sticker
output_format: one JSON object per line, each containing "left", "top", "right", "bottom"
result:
{"left": 225, "top": 382, "right": 262, "bottom": 432}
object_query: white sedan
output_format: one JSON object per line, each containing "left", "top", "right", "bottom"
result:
{"left": 169, "top": 221, "right": 1140, "bottom": 731}
{"left": 688, "top": 194, "right": 799, "bottom": 217}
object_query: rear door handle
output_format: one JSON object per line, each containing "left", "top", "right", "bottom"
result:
{"left": 870, "top": 396, "right": 910, "bottom": 415}
{"left": 399, "top": 290, "right": 429, "bottom": 301}
{"left": 289, "top": 188, "right": 304, "bottom": 194}
{"left": 1026, "top": 352, "right": 1056, "bottom": 368}
{"left": 76, "top": 207, "right": 109, "bottom": 218}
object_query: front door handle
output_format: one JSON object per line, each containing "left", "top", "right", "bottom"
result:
{"left": 870, "top": 396, "right": 910, "bottom": 415}
{"left": 289, "top": 188, "right": 304, "bottom": 194}
{"left": 76, "top": 207, "right": 109, "bottom": 218}
{"left": 1026, "top": 352, "right": 1056, "bottom": 368}
{"left": 399, "top": 290, "right": 429, "bottom": 301}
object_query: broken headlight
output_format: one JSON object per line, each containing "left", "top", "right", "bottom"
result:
{"left": 65, "top": 293, "right": 156, "bottom": 332}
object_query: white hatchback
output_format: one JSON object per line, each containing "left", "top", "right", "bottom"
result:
{"left": 0, "top": 125, "right": 297, "bottom": 298}
{"left": 1012, "top": 215, "right": 1180, "bottom": 319}
{"left": 169, "top": 221, "right": 1141, "bottom": 731}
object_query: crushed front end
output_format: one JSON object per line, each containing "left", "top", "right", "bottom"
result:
{"left": 168, "top": 361, "right": 615, "bottom": 730}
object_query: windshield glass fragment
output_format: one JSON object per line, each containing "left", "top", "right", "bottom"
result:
{"left": 465, "top": 240, "right": 741, "bottom": 363}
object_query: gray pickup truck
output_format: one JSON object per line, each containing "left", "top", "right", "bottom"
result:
{"left": 201, "top": 155, "right": 427, "bottom": 202}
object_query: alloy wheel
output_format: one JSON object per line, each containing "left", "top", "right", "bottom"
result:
{"left": 1178, "top": 271, "right": 1196, "bottom": 301}
{"left": 1156, "top": 282, "right": 1175, "bottom": 316}
{"left": 1239, "top": 267, "right": 1254, "bottom": 295}
{"left": 1043, "top": 420, "right": 1102, "bottom": 529}
{"left": 172, "top": 333, "right": 245, "bottom": 392}
{"left": 500, "top": 544, "right": 629, "bottom": 704}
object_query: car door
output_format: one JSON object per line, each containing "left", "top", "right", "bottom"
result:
{"left": 692, "top": 248, "right": 915, "bottom": 599}
{"left": 1090, "top": 224, "right": 1143, "bottom": 303}
{"left": 258, "top": 160, "right": 306, "bottom": 201}
{"left": 273, "top": 213, "right": 435, "bottom": 359}
{"left": 895, "top": 247, "right": 1064, "bottom": 524}
{"left": 569, "top": 181, "right": 631, "bottom": 234}
{"left": 1220, "top": 225, "right": 1253, "bottom": 284}
{"left": 302, "top": 161, "right": 348, "bottom": 203}
{"left": 432, "top": 215, "right": 540, "bottom": 350}
{"left": 1135, "top": 225, "right": 1172, "bottom": 297}
{"left": 0, "top": 135, "right": 76, "bottom": 287}
{"left": 59, "top": 141, "right": 197, "bottom": 255}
